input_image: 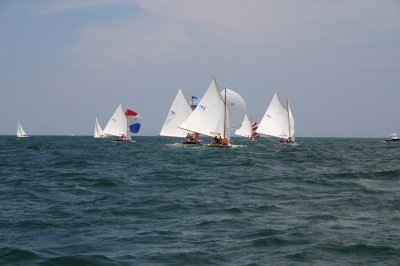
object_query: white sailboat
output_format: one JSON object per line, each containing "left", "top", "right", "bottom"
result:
{"left": 235, "top": 114, "right": 260, "bottom": 140}
{"left": 102, "top": 104, "right": 141, "bottom": 142}
{"left": 16, "top": 120, "right": 28, "bottom": 138}
{"left": 160, "top": 89, "right": 201, "bottom": 144}
{"left": 179, "top": 78, "right": 246, "bottom": 147}
{"left": 257, "top": 92, "right": 296, "bottom": 144}
{"left": 94, "top": 117, "right": 105, "bottom": 138}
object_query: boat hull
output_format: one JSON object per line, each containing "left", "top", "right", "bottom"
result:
{"left": 385, "top": 139, "right": 400, "bottom": 142}
{"left": 280, "top": 142, "right": 298, "bottom": 146}
{"left": 210, "top": 143, "right": 231, "bottom": 148}
{"left": 183, "top": 141, "right": 202, "bottom": 145}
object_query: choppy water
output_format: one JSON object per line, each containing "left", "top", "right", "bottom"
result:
{"left": 1, "top": 136, "right": 400, "bottom": 265}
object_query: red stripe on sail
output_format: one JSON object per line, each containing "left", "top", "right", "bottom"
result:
{"left": 251, "top": 122, "right": 260, "bottom": 139}
{"left": 126, "top": 109, "right": 138, "bottom": 116}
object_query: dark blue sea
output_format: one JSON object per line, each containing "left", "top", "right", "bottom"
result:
{"left": 1, "top": 136, "right": 400, "bottom": 265}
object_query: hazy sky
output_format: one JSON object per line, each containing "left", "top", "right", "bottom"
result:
{"left": 1, "top": 0, "right": 399, "bottom": 137}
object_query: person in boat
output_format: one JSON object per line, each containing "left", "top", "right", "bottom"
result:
{"left": 193, "top": 132, "right": 200, "bottom": 142}
{"left": 222, "top": 137, "right": 229, "bottom": 145}
{"left": 213, "top": 133, "right": 222, "bottom": 144}
{"left": 120, "top": 134, "right": 127, "bottom": 141}
{"left": 279, "top": 138, "right": 285, "bottom": 144}
{"left": 186, "top": 132, "right": 192, "bottom": 142}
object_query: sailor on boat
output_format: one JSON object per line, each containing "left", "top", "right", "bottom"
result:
{"left": 119, "top": 134, "right": 128, "bottom": 141}
{"left": 213, "top": 133, "right": 222, "bottom": 144}
{"left": 193, "top": 132, "right": 200, "bottom": 142}
{"left": 186, "top": 132, "right": 192, "bottom": 142}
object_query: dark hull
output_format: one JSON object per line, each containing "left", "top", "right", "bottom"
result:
{"left": 385, "top": 139, "right": 400, "bottom": 142}
{"left": 210, "top": 143, "right": 231, "bottom": 148}
{"left": 183, "top": 141, "right": 202, "bottom": 145}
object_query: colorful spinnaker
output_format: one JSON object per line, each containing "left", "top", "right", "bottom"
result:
{"left": 103, "top": 104, "right": 141, "bottom": 141}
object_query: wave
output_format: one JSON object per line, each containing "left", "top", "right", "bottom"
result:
{"left": 0, "top": 247, "right": 41, "bottom": 265}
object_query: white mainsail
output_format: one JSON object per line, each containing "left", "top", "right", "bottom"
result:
{"left": 179, "top": 78, "right": 246, "bottom": 141}
{"left": 16, "top": 120, "right": 28, "bottom": 138}
{"left": 257, "top": 93, "right": 295, "bottom": 140}
{"left": 160, "top": 89, "right": 193, "bottom": 137}
{"left": 94, "top": 117, "right": 105, "bottom": 138}
{"left": 103, "top": 104, "right": 130, "bottom": 141}
{"left": 180, "top": 78, "right": 225, "bottom": 138}
{"left": 235, "top": 114, "right": 252, "bottom": 138}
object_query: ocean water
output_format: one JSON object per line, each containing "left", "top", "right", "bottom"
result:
{"left": 1, "top": 136, "right": 400, "bottom": 265}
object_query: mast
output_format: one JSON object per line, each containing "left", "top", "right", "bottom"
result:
{"left": 126, "top": 107, "right": 129, "bottom": 141}
{"left": 287, "top": 98, "right": 291, "bottom": 140}
{"left": 223, "top": 88, "right": 227, "bottom": 139}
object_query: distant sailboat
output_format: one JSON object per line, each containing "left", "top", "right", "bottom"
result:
{"left": 16, "top": 120, "right": 28, "bottom": 138}
{"left": 385, "top": 133, "right": 400, "bottom": 142}
{"left": 94, "top": 117, "right": 105, "bottom": 138}
{"left": 257, "top": 92, "right": 296, "bottom": 144}
{"left": 102, "top": 104, "right": 141, "bottom": 142}
{"left": 160, "top": 89, "right": 201, "bottom": 144}
{"left": 235, "top": 114, "right": 260, "bottom": 140}
{"left": 180, "top": 77, "right": 246, "bottom": 147}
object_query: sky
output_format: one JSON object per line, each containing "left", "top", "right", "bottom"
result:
{"left": 1, "top": 0, "right": 399, "bottom": 137}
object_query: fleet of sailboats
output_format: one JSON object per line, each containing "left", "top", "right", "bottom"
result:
{"left": 16, "top": 120, "right": 28, "bottom": 138}
{"left": 12, "top": 79, "right": 301, "bottom": 146}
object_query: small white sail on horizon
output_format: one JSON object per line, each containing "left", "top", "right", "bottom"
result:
{"left": 16, "top": 120, "right": 28, "bottom": 138}
{"left": 160, "top": 89, "right": 193, "bottom": 137}
{"left": 257, "top": 92, "right": 295, "bottom": 142}
{"left": 235, "top": 114, "right": 252, "bottom": 138}
{"left": 94, "top": 117, "right": 105, "bottom": 138}
{"left": 179, "top": 78, "right": 246, "bottom": 143}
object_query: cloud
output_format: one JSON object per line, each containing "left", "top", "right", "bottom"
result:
{"left": 64, "top": 0, "right": 400, "bottom": 77}
{"left": 21, "top": 0, "right": 134, "bottom": 14}
{"left": 67, "top": 18, "right": 189, "bottom": 71}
